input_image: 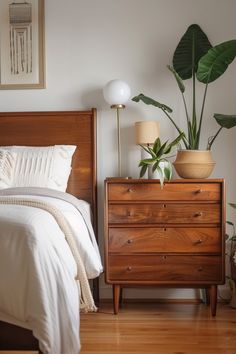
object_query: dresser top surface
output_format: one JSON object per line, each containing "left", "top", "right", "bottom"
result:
{"left": 105, "top": 178, "right": 225, "bottom": 184}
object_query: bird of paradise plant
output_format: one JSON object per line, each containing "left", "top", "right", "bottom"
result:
{"left": 132, "top": 24, "right": 236, "bottom": 150}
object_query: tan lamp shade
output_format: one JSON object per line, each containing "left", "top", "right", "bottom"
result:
{"left": 135, "top": 121, "right": 160, "bottom": 145}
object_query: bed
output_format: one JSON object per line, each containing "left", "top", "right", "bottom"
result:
{"left": 0, "top": 109, "right": 101, "bottom": 353}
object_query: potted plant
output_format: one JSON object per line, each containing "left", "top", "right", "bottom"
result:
{"left": 226, "top": 202, "right": 236, "bottom": 308}
{"left": 132, "top": 24, "right": 236, "bottom": 178}
{"left": 138, "top": 132, "right": 184, "bottom": 187}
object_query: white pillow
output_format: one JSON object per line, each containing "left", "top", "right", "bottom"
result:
{"left": 0, "top": 145, "right": 76, "bottom": 192}
{"left": 0, "top": 149, "right": 16, "bottom": 189}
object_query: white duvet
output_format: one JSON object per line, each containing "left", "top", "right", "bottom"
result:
{"left": 0, "top": 188, "right": 103, "bottom": 354}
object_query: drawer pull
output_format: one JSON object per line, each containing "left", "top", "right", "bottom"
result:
{"left": 163, "top": 204, "right": 167, "bottom": 208}
{"left": 127, "top": 211, "right": 133, "bottom": 217}
{"left": 195, "top": 189, "right": 203, "bottom": 194}
{"left": 162, "top": 255, "right": 167, "bottom": 260}
{"left": 194, "top": 211, "right": 203, "bottom": 217}
{"left": 127, "top": 266, "right": 132, "bottom": 271}
{"left": 127, "top": 239, "right": 133, "bottom": 244}
{"left": 198, "top": 267, "right": 203, "bottom": 272}
{"left": 163, "top": 228, "right": 167, "bottom": 232}
{"left": 127, "top": 188, "right": 134, "bottom": 193}
{"left": 195, "top": 239, "right": 203, "bottom": 245}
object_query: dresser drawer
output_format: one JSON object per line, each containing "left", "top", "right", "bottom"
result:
{"left": 108, "top": 203, "right": 221, "bottom": 224}
{"left": 108, "top": 255, "right": 223, "bottom": 282}
{"left": 108, "top": 182, "right": 221, "bottom": 201}
{"left": 108, "top": 227, "right": 222, "bottom": 253}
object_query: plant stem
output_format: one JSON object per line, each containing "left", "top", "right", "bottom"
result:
{"left": 182, "top": 93, "right": 190, "bottom": 124}
{"left": 207, "top": 126, "right": 223, "bottom": 150}
{"left": 192, "top": 73, "right": 198, "bottom": 149}
{"left": 191, "top": 33, "right": 198, "bottom": 149}
{"left": 197, "top": 82, "right": 209, "bottom": 146}
{"left": 161, "top": 109, "right": 189, "bottom": 149}
{"left": 181, "top": 92, "right": 192, "bottom": 147}
{"left": 192, "top": 73, "right": 196, "bottom": 123}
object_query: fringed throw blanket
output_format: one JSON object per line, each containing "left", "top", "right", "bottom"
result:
{"left": 0, "top": 196, "right": 97, "bottom": 313}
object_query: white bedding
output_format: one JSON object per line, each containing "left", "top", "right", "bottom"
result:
{"left": 0, "top": 188, "right": 103, "bottom": 354}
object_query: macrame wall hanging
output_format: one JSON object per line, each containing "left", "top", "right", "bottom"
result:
{"left": 9, "top": 1, "right": 32, "bottom": 75}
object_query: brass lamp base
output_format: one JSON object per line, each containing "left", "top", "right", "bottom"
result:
{"left": 111, "top": 104, "right": 125, "bottom": 109}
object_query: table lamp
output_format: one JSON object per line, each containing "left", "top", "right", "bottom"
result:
{"left": 135, "top": 121, "right": 160, "bottom": 146}
{"left": 135, "top": 120, "right": 160, "bottom": 178}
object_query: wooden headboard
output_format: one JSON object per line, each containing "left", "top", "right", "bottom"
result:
{"left": 0, "top": 109, "right": 97, "bottom": 210}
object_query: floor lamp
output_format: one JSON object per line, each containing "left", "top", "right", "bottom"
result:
{"left": 103, "top": 79, "right": 131, "bottom": 177}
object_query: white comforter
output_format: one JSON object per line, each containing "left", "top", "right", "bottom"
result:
{"left": 0, "top": 188, "right": 103, "bottom": 354}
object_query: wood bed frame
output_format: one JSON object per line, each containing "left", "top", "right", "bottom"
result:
{"left": 0, "top": 109, "right": 98, "bottom": 352}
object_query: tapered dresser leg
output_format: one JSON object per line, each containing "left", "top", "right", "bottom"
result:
{"left": 205, "top": 287, "right": 210, "bottom": 305}
{"left": 113, "top": 284, "right": 121, "bottom": 314}
{"left": 119, "top": 287, "right": 123, "bottom": 306}
{"left": 210, "top": 285, "right": 217, "bottom": 316}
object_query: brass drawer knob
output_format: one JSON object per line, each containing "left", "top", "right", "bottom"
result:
{"left": 127, "top": 188, "right": 134, "bottom": 193}
{"left": 127, "top": 239, "right": 133, "bottom": 244}
{"left": 195, "top": 239, "right": 203, "bottom": 245}
{"left": 195, "top": 189, "right": 203, "bottom": 194}
{"left": 127, "top": 266, "right": 132, "bottom": 271}
{"left": 194, "top": 211, "right": 203, "bottom": 217}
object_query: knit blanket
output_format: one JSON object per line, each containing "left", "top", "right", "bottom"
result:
{"left": 0, "top": 186, "right": 100, "bottom": 256}
{"left": 0, "top": 196, "right": 97, "bottom": 312}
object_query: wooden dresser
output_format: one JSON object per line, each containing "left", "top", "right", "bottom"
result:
{"left": 104, "top": 178, "right": 225, "bottom": 315}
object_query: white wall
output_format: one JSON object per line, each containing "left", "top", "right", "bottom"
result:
{"left": 1, "top": 0, "right": 236, "bottom": 300}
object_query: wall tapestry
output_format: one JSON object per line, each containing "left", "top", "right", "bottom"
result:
{"left": 0, "top": 0, "right": 45, "bottom": 89}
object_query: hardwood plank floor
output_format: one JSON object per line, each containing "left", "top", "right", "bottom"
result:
{"left": 80, "top": 302, "right": 236, "bottom": 354}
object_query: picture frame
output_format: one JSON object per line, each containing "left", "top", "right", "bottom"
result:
{"left": 0, "top": 0, "right": 45, "bottom": 89}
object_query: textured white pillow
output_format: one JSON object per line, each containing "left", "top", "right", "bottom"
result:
{"left": 0, "top": 149, "right": 16, "bottom": 189}
{"left": 1, "top": 145, "right": 76, "bottom": 192}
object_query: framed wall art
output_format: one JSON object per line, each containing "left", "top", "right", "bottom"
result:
{"left": 0, "top": 0, "right": 45, "bottom": 89}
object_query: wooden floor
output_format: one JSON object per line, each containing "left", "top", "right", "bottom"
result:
{"left": 80, "top": 302, "right": 236, "bottom": 354}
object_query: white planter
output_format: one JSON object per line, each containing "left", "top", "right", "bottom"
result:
{"left": 148, "top": 161, "right": 168, "bottom": 179}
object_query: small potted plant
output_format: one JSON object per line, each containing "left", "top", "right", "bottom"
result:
{"left": 132, "top": 24, "right": 236, "bottom": 178}
{"left": 138, "top": 132, "right": 184, "bottom": 187}
{"left": 226, "top": 202, "right": 236, "bottom": 308}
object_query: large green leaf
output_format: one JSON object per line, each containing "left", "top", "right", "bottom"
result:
{"left": 138, "top": 158, "right": 156, "bottom": 166}
{"left": 173, "top": 24, "right": 212, "bottom": 80}
{"left": 154, "top": 164, "right": 164, "bottom": 188}
{"left": 152, "top": 137, "right": 161, "bottom": 155}
{"left": 139, "top": 164, "right": 148, "bottom": 178}
{"left": 214, "top": 114, "right": 236, "bottom": 129}
{"left": 163, "top": 160, "right": 173, "bottom": 180}
{"left": 139, "top": 144, "right": 157, "bottom": 158}
{"left": 132, "top": 94, "right": 172, "bottom": 113}
{"left": 155, "top": 141, "right": 168, "bottom": 159}
{"left": 167, "top": 65, "right": 185, "bottom": 93}
{"left": 197, "top": 40, "right": 236, "bottom": 83}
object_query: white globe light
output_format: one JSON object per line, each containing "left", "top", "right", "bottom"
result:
{"left": 103, "top": 79, "right": 131, "bottom": 106}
